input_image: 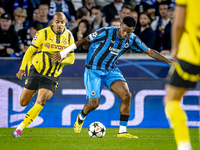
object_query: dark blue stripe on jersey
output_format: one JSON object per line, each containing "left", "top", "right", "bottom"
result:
{"left": 40, "top": 52, "right": 46, "bottom": 74}
{"left": 105, "top": 37, "right": 122, "bottom": 70}
{"left": 121, "top": 38, "right": 130, "bottom": 54}
{"left": 133, "top": 37, "right": 145, "bottom": 52}
{"left": 31, "top": 44, "right": 38, "bottom": 49}
{"left": 96, "top": 29, "right": 117, "bottom": 69}
{"left": 45, "top": 52, "right": 52, "bottom": 75}
{"left": 57, "top": 63, "right": 62, "bottom": 72}
{"left": 110, "top": 38, "right": 130, "bottom": 68}
{"left": 45, "top": 30, "right": 47, "bottom": 41}
{"left": 51, "top": 62, "right": 59, "bottom": 77}
{"left": 92, "top": 29, "right": 107, "bottom": 43}
{"left": 88, "top": 30, "right": 109, "bottom": 68}
{"left": 56, "top": 34, "right": 60, "bottom": 44}
{"left": 68, "top": 32, "right": 71, "bottom": 45}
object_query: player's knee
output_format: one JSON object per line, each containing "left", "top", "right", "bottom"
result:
{"left": 19, "top": 99, "right": 28, "bottom": 107}
{"left": 121, "top": 91, "right": 132, "bottom": 103}
{"left": 90, "top": 100, "right": 99, "bottom": 110}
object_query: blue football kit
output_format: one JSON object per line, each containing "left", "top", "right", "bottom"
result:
{"left": 84, "top": 27, "right": 148, "bottom": 98}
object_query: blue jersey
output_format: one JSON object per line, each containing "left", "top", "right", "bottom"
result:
{"left": 87, "top": 27, "right": 148, "bottom": 70}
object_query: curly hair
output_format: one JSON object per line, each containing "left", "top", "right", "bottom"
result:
{"left": 122, "top": 16, "right": 136, "bottom": 28}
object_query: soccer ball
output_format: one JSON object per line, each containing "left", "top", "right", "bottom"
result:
{"left": 88, "top": 122, "right": 106, "bottom": 138}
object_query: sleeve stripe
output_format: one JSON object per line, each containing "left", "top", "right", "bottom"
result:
{"left": 30, "top": 44, "right": 38, "bottom": 49}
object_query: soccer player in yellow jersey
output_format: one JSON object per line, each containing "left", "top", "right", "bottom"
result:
{"left": 164, "top": 1, "right": 200, "bottom": 150}
{"left": 11, "top": 12, "right": 75, "bottom": 137}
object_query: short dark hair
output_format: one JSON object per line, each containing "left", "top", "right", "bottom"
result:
{"left": 76, "top": 7, "right": 88, "bottom": 19}
{"left": 121, "top": 4, "right": 131, "bottom": 12}
{"left": 159, "top": 1, "right": 169, "bottom": 6}
{"left": 91, "top": 5, "right": 102, "bottom": 11}
{"left": 122, "top": 16, "right": 136, "bottom": 28}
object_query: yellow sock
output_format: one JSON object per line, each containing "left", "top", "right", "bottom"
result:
{"left": 19, "top": 103, "right": 43, "bottom": 129}
{"left": 165, "top": 100, "right": 190, "bottom": 147}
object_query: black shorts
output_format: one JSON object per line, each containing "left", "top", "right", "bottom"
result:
{"left": 168, "top": 59, "right": 200, "bottom": 88}
{"left": 24, "top": 65, "right": 59, "bottom": 93}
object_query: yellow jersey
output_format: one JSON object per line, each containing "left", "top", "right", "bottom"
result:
{"left": 177, "top": 0, "right": 200, "bottom": 66}
{"left": 20, "top": 26, "right": 75, "bottom": 77}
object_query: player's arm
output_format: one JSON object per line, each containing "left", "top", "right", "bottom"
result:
{"left": 52, "top": 37, "right": 90, "bottom": 62}
{"left": 16, "top": 31, "right": 42, "bottom": 80}
{"left": 60, "top": 52, "right": 75, "bottom": 65}
{"left": 171, "top": 5, "right": 186, "bottom": 61}
{"left": 144, "top": 48, "right": 172, "bottom": 65}
{"left": 16, "top": 46, "right": 37, "bottom": 79}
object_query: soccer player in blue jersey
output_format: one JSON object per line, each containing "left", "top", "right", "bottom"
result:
{"left": 52, "top": 16, "right": 172, "bottom": 138}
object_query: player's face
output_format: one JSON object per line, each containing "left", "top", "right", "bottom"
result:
{"left": 52, "top": 15, "right": 66, "bottom": 34}
{"left": 119, "top": 23, "right": 134, "bottom": 39}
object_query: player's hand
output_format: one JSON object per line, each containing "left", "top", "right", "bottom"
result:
{"left": 16, "top": 70, "right": 26, "bottom": 80}
{"left": 171, "top": 48, "right": 178, "bottom": 62}
{"left": 52, "top": 53, "right": 62, "bottom": 63}
{"left": 168, "top": 61, "right": 173, "bottom": 66}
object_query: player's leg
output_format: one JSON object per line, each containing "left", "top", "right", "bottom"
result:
{"left": 12, "top": 88, "right": 53, "bottom": 137}
{"left": 110, "top": 80, "right": 137, "bottom": 138}
{"left": 74, "top": 68, "right": 103, "bottom": 133}
{"left": 164, "top": 60, "right": 200, "bottom": 150}
{"left": 12, "top": 75, "right": 56, "bottom": 137}
{"left": 74, "top": 98, "right": 100, "bottom": 133}
{"left": 19, "top": 87, "right": 36, "bottom": 106}
{"left": 164, "top": 85, "right": 191, "bottom": 150}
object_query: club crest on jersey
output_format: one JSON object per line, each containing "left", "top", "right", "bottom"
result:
{"left": 62, "top": 38, "right": 67, "bottom": 45}
{"left": 124, "top": 43, "right": 129, "bottom": 48}
{"left": 45, "top": 42, "right": 67, "bottom": 50}
{"left": 91, "top": 90, "right": 95, "bottom": 96}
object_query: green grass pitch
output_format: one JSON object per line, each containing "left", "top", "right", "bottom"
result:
{"left": 0, "top": 128, "right": 199, "bottom": 150}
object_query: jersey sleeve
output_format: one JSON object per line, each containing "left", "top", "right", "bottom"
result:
{"left": 130, "top": 37, "right": 148, "bottom": 52}
{"left": 30, "top": 30, "right": 44, "bottom": 49}
{"left": 176, "top": 0, "right": 186, "bottom": 5}
{"left": 88, "top": 28, "right": 107, "bottom": 43}
{"left": 68, "top": 31, "right": 75, "bottom": 53}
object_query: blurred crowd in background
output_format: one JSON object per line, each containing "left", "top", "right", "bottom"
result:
{"left": 0, "top": 0, "right": 175, "bottom": 57}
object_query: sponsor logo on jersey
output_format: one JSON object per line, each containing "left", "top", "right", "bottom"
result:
{"left": 45, "top": 42, "right": 67, "bottom": 50}
{"left": 109, "top": 47, "right": 122, "bottom": 55}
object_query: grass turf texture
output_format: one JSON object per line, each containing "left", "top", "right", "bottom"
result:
{"left": 0, "top": 128, "right": 199, "bottom": 150}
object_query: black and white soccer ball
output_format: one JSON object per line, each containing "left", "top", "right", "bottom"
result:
{"left": 88, "top": 122, "right": 106, "bottom": 138}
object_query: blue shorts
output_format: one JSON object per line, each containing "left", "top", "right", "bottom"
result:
{"left": 84, "top": 67, "right": 126, "bottom": 99}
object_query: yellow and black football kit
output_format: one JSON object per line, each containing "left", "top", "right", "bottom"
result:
{"left": 169, "top": 0, "right": 200, "bottom": 88}
{"left": 20, "top": 26, "right": 75, "bottom": 92}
